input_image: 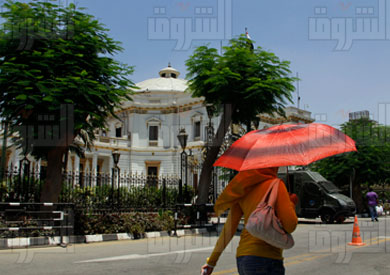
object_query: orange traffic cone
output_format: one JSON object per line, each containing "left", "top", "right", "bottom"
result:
{"left": 348, "top": 215, "right": 365, "bottom": 246}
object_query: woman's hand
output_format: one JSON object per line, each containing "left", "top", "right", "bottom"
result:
{"left": 289, "top": 193, "right": 298, "bottom": 206}
{"left": 201, "top": 264, "right": 214, "bottom": 275}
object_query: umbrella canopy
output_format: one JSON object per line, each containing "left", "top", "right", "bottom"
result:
{"left": 214, "top": 123, "right": 357, "bottom": 171}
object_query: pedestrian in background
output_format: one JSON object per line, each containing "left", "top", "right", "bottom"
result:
{"left": 201, "top": 167, "right": 298, "bottom": 275}
{"left": 366, "top": 187, "right": 379, "bottom": 221}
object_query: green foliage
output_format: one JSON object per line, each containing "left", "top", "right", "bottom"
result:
{"left": 311, "top": 118, "right": 390, "bottom": 211}
{"left": 0, "top": 219, "right": 56, "bottom": 238}
{"left": 0, "top": 210, "right": 175, "bottom": 238}
{"left": 186, "top": 36, "right": 297, "bottom": 203}
{"left": 311, "top": 118, "right": 390, "bottom": 187}
{"left": 0, "top": 0, "right": 136, "bottom": 158}
{"left": 185, "top": 35, "right": 296, "bottom": 125}
{"left": 73, "top": 211, "right": 175, "bottom": 237}
{"left": 0, "top": 177, "right": 43, "bottom": 202}
{"left": 59, "top": 184, "right": 182, "bottom": 209}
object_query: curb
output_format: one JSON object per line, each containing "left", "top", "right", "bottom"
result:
{"left": 0, "top": 228, "right": 210, "bottom": 250}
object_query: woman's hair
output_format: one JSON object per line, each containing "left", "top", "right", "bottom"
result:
{"left": 369, "top": 187, "right": 373, "bottom": 192}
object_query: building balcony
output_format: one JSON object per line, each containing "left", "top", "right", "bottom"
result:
{"left": 96, "top": 136, "right": 131, "bottom": 148}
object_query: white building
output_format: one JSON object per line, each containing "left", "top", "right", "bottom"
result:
{"left": 1, "top": 64, "right": 314, "bottom": 189}
{"left": 69, "top": 64, "right": 212, "bottom": 185}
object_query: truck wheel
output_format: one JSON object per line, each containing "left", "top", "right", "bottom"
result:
{"left": 335, "top": 215, "right": 345, "bottom": 224}
{"left": 321, "top": 210, "right": 334, "bottom": 224}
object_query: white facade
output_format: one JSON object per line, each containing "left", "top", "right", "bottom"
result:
{"left": 1, "top": 64, "right": 315, "bottom": 184}
{"left": 76, "top": 64, "right": 215, "bottom": 180}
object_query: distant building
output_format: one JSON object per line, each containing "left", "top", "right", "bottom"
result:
{"left": 259, "top": 106, "right": 314, "bottom": 128}
{"left": 349, "top": 110, "right": 370, "bottom": 121}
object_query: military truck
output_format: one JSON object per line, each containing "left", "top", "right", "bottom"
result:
{"left": 278, "top": 169, "right": 356, "bottom": 223}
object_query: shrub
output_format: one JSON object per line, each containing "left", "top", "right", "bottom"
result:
{"left": 73, "top": 210, "right": 175, "bottom": 237}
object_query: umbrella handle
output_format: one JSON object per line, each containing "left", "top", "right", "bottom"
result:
{"left": 286, "top": 167, "right": 291, "bottom": 192}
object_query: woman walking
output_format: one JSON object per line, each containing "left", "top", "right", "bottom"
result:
{"left": 201, "top": 167, "right": 298, "bottom": 275}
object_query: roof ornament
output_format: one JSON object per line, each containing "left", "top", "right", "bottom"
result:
{"left": 159, "top": 63, "right": 180, "bottom": 78}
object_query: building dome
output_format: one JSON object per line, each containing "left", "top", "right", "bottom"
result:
{"left": 135, "top": 63, "right": 187, "bottom": 93}
{"left": 159, "top": 63, "right": 180, "bottom": 78}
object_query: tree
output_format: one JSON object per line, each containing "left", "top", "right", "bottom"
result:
{"left": 311, "top": 118, "right": 390, "bottom": 212}
{"left": 0, "top": 0, "right": 136, "bottom": 202}
{"left": 185, "top": 36, "right": 296, "bottom": 204}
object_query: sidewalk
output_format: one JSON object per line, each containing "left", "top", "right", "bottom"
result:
{"left": 0, "top": 228, "right": 210, "bottom": 250}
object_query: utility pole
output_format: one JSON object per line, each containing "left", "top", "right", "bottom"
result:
{"left": 296, "top": 72, "right": 301, "bottom": 109}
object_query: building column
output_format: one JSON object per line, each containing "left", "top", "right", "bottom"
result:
{"left": 92, "top": 153, "right": 98, "bottom": 187}
{"left": 74, "top": 155, "right": 80, "bottom": 186}
{"left": 66, "top": 155, "right": 72, "bottom": 172}
{"left": 109, "top": 155, "right": 113, "bottom": 175}
{"left": 11, "top": 149, "right": 19, "bottom": 170}
{"left": 74, "top": 155, "right": 80, "bottom": 172}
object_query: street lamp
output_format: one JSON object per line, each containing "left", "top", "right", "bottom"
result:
{"left": 111, "top": 150, "right": 121, "bottom": 207}
{"left": 112, "top": 150, "right": 120, "bottom": 166}
{"left": 205, "top": 103, "right": 214, "bottom": 119}
{"left": 177, "top": 128, "right": 188, "bottom": 203}
{"left": 177, "top": 128, "right": 188, "bottom": 150}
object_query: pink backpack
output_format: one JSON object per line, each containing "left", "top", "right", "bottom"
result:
{"left": 245, "top": 179, "right": 295, "bottom": 249}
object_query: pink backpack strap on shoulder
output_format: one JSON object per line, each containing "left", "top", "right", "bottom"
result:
{"left": 260, "top": 179, "right": 280, "bottom": 207}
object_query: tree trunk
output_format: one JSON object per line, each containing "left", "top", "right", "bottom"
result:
{"left": 246, "top": 120, "right": 251, "bottom": 133}
{"left": 196, "top": 104, "right": 234, "bottom": 204}
{"left": 40, "top": 128, "right": 74, "bottom": 203}
{"left": 352, "top": 180, "right": 365, "bottom": 213}
{"left": 40, "top": 147, "right": 67, "bottom": 203}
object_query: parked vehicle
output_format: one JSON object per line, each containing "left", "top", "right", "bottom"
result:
{"left": 278, "top": 169, "right": 356, "bottom": 223}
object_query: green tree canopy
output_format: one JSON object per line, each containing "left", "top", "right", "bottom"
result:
{"left": 186, "top": 36, "right": 295, "bottom": 126}
{"left": 311, "top": 118, "right": 390, "bottom": 212}
{"left": 186, "top": 36, "right": 296, "bottom": 203}
{"left": 0, "top": 0, "right": 135, "bottom": 202}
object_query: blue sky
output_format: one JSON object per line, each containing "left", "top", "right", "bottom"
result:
{"left": 69, "top": 0, "right": 389, "bottom": 127}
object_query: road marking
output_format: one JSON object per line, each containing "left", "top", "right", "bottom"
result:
{"left": 212, "top": 268, "right": 237, "bottom": 275}
{"left": 285, "top": 253, "right": 331, "bottom": 266}
{"left": 75, "top": 246, "right": 214, "bottom": 263}
{"left": 212, "top": 236, "right": 390, "bottom": 275}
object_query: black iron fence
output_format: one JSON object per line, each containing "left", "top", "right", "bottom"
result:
{"left": 0, "top": 168, "right": 43, "bottom": 203}
{"left": 0, "top": 165, "right": 231, "bottom": 210}
{"left": 0, "top": 169, "right": 194, "bottom": 210}
{"left": 60, "top": 172, "right": 188, "bottom": 210}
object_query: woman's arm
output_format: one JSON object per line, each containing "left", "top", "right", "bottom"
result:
{"left": 206, "top": 203, "right": 243, "bottom": 267}
{"left": 275, "top": 180, "right": 298, "bottom": 234}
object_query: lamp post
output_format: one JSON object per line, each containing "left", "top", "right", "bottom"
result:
{"left": 205, "top": 104, "right": 215, "bottom": 153}
{"left": 111, "top": 150, "right": 120, "bottom": 207}
{"left": 177, "top": 128, "right": 188, "bottom": 203}
{"left": 205, "top": 103, "right": 217, "bottom": 203}
{"left": 19, "top": 154, "right": 31, "bottom": 201}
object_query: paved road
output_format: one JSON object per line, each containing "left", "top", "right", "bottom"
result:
{"left": 0, "top": 217, "right": 389, "bottom": 275}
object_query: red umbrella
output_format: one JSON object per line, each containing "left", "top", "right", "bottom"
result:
{"left": 213, "top": 123, "right": 357, "bottom": 171}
